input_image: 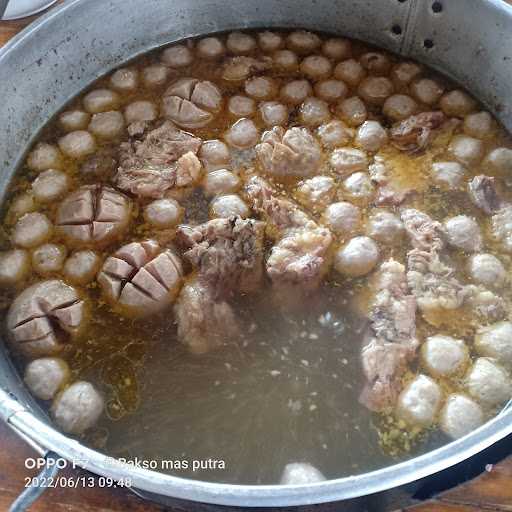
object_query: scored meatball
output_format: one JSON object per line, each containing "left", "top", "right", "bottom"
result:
{"left": 468, "top": 253, "right": 506, "bottom": 288}
{"left": 444, "top": 215, "right": 482, "bottom": 253}
{"left": 24, "top": 357, "right": 70, "bottom": 400}
{"left": 475, "top": 321, "right": 512, "bottom": 366}
{"left": 360, "top": 52, "right": 391, "bottom": 75}
{"left": 334, "top": 236, "right": 380, "bottom": 277}
{"left": 63, "top": 250, "right": 101, "bottom": 285}
{"left": 440, "top": 394, "right": 484, "bottom": 439}
{"left": 421, "top": 335, "right": 469, "bottom": 377}
{"left": 52, "top": 381, "right": 104, "bottom": 435}
{"left": 0, "top": 249, "right": 30, "bottom": 286}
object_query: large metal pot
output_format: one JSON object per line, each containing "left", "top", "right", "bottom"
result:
{"left": 1, "top": 0, "right": 512, "bottom": 508}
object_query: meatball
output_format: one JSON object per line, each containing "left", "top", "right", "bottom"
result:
{"left": 360, "top": 52, "right": 391, "bottom": 75}
{"left": 343, "top": 172, "right": 374, "bottom": 202}
{"left": 355, "top": 120, "right": 388, "bottom": 152}
{"left": 32, "top": 243, "right": 67, "bottom": 275}
{"left": 483, "top": 147, "right": 512, "bottom": 174}
{"left": 431, "top": 161, "right": 465, "bottom": 189}
{"left": 336, "top": 96, "right": 367, "bottom": 127}
{"left": 161, "top": 45, "right": 194, "bottom": 67}
{"left": 27, "top": 143, "right": 63, "bottom": 172}
{"left": 463, "top": 111, "right": 494, "bottom": 140}
{"left": 300, "top": 55, "right": 332, "bottom": 80}
{"left": 210, "top": 194, "right": 249, "bottom": 219}
{"left": 225, "top": 118, "right": 259, "bottom": 148}
{"left": 357, "top": 76, "right": 394, "bottom": 106}
{"left": 83, "top": 88, "right": 120, "bottom": 113}
{"left": 228, "top": 95, "right": 256, "bottom": 118}
{"left": 330, "top": 147, "right": 368, "bottom": 175}
{"left": 32, "top": 169, "right": 70, "bottom": 203}
{"left": 88, "top": 111, "right": 125, "bottom": 140}
{"left": 258, "top": 31, "right": 283, "bottom": 52}
{"left": 334, "top": 236, "right": 380, "bottom": 277}
{"left": 280, "top": 463, "right": 325, "bottom": 485}
{"left": 366, "top": 211, "right": 404, "bottom": 244}
{"left": 468, "top": 253, "right": 506, "bottom": 288}
{"left": 63, "top": 250, "right": 101, "bottom": 285}
{"left": 24, "top": 357, "right": 70, "bottom": 400}
{"left": 334, "top": 59, "right": 365, "bottom": 87}
{"left": 227, "top": 32, "right": 256, "bottom": 55}
{"left": 322, "top": 38, "right": 351, "bottom": 60}
{"left": 199, "top": 139, "right": 231, "bottom": 170}
{"left": 196, "top": 37, "right": 225, "bottom": 59}
{"left": 110, "top": 68, "right": 138, "bottom": 92}
{"left": 142, "top": 64, "right": 170, "bottom": 88}
{"left": 59, "top": 110, "right": 91, "bottom": 132}
{"left": 0, "top": 249, "right": 30, "bottom": 286}
{"left": 444, "top": 215, "right": 482, "bottom": 253}
{"left": 273, "top": 49, "right": 299, "bottom": 71}
{"left": 440, "top": 89, "right": 476, "bottom": 117}
{"left": 448, "top": 135, "right": 484, "bottom": 166}
{"left": 12, "top": 212, "right": 53, "bottom": 249}
{"left": 465, "top": 357, "right": 512, "bottom": 407}
{"left": 410, "top": 78, "right": 444, "bottom": 105}
{"left": 52, "top": 381, "right": 104, "bottom": 434}
{"left": 440, "top": 394, "right": 484, "bottom": 439}
{"left": 383, "top": 94, "right": 417, "bottom": 121}
{"left": 317, "top": 120, "right": 352, "bottom": 149}
{"left": 259, "top": 101, "right": 288, "bottom": 127}
{"left": 58, "top": 130, "right": 96, "bottom": 159}
{"left": 286, "top": 30, "right": 321, "bottom": 54}
{"left": 391, "top": 61, "right": 422, "bottom": 86}
{"left": 144, "top": 198, "right": 184, "bottom": 228}
{"left": 7, "top": 193, "right": 37, "bottom": 221}
{"left": 295, "top": 176, "right": 336, "bottom": 211}
{"left": 323, "top": 202, "right": 361, "bottom": 235}
{"left": 314, "top": 79, "right": 348, "bottom": 102}
{"left": 124, "top": 100, "right": 158, "bottom": 124}
{"left": 202, "top": 169, "right": 241, "bottom": 197}
{"left": 280, "top": 79, "right": 313, "bottom": 105}
{"left": 397, "top": 374, "right": 443, "bottom": 427}
{"left": 245, "top": 76, "right": 277, "bottom": 100}
{"left": 299, "top": 97, "right": 331, "bottom": 127}
{"left": 475, "top": 321, "right": 512, "bottom": 366}
{"left": 421, "top": 335, "right": 469, "bottom": 377}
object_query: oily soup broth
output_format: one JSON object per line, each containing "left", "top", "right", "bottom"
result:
{"left": 1, "top": 29, "right": 512, "bottom": 484}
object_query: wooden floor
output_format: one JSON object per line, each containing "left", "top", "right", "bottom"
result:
{"left": 1, "top": 2, "right": 512, "bottom": 511}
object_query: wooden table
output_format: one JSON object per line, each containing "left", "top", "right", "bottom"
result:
{"left": 1, "top": 3, "right": 512, "bottom": 511}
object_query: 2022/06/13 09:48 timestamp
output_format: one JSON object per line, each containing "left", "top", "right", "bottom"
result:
{"left": 24, "top": 475, "right": 133, "bottom": 488}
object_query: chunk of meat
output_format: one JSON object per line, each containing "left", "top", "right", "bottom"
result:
{"left": 174, "top": 278, "right": 241, "bottom": 354}
{"left": 176, "top": 216, "right": 265, "bottom": 297}
{"left": 369, "top": 156, "right": 413, "bottom": 206}
{"left": 7, "top": 280, "right": 86, "bottom": 357}
{"left": 255, "top": 126, "right": 322, "bottom": 178}
{"left": 360, "top": 259, "right": 418, "bottom": 412}
{"left": 390, "top": 111, "right": 445, "bottom": 152}
{"left": 245, "top": 175, "right": 332, "bottom": 290}
{"left": 97, "top": 240, "right": 183, "bottom": 317}
{"left": 468, "top": 175, "right": 503, "bottom": 214}
{"left": 115, "top": 121, "right": 202, "bottom": 198}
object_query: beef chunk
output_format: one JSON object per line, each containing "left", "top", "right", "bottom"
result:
{"left": 390, "top": 111, "right": 445, "bottom": 152}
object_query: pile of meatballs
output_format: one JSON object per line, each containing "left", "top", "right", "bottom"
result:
{"left": 1, "top": 28, "right": 512, "bottom": 446}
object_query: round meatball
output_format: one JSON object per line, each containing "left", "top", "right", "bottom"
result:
{"left": 383, "top": 94, "right": 417, "bottom": 121}
{"left": 12, "top": 212, "right": 52, "bottom": 249}
{"left": 24, "top": 357, "right": 70, "bottom": 400}
{"left": 202, "top": 169, "right": 241, "bottom": 197}
{"left": 366, "top": 211, "right": 404, "bottom": 244}
{"left": 431, "top": 161, "right": 465, "bottom": 189}
{"left": 59, "top": 110, "right": 91, "bottom": 132}
{"left": 142, "top": 64, "right": 170, "bottom": 88}
{"left": 440, "top": 89, "right": 476, "bottom": 117}
{"left": 197, "top": 37, "right": 225, "bottom": 59}
{"left": 322, "top": 38, "right": 351, "bottom": 60}
{"left": 63, "top": 250, "right": 101, "bottom": 285}
{"left": 227, "top": 32, "right": 256, "bottom": 54}
{"left": 440, "top": 394, "right": 484, "bottom": 439}
{"left": 397, "top": 374, "right": 443, "bottom": 427}
{"left": 330, "top": 147, "right": 368, "bottom": 175}
{"left": 410, "top": 78, "right": 444, "bottom": 105}
{"left": 475, "top": 321, "right": 512, "bottom": 366}
{"left": 299, "top": 97, "right": 331, "bottom": 127}
{"left": 27, "top": 143, "right": 63, "bottom": 172}
{"left": 273, "top": 49, "right": 299, "bottom": 71}
{"left": 343, "top": 172, "right": 374, "bottom": 201}
{"left": 32, "top": 169, "right": 70, "bottom": 203}
{"left": 463, "top": 111, "right": 494, "bottom": 140}
{"left": 228, "top": 95, "right": 256, "bottom": 118}
{"left": 258, "top": 31, "right": 283, "bottom": 52}
{"left": 336, "top": 96, "right": 367, "bottom": 127}
{"left": 444, "top": 215, "right": 482, "bottom": 252}
{"left": 323, "top": 202, "right": 361, "bottom": 235}
{"left": 468, "top": 253, "right": 506, "bottom": 288}
{"left": 161, "top": 45, "right": 193, "bottom": 67}
{"left": 245, "top": 76, "right": 277, "bottom": 100}
{"left": 124, "top": 100, "right": 158, "bottom": 124}
{"left": 88, "top": 111, "right": 125, "bottom": 140}
{"left": 83, "top": 88, "right": 120, "bottom": 113}
{"left": 359, "top": 52, "right": 391, "bottom": 75}
{"left": 210, "top": 194, "right": 249, "bottom": 219}
{"left": 355, "top": 120, "right": 388, "bottom": 152}
{"left": 314, "top": 79, "right": 348, "bottom": 102}
{"left": 52, "top": 381, "right": 104, "bottom": 434}
{"left": 280, "top": 79, "right": 312, "bottom": 105}
{"left": 421, "top": 335, "right": 469, "bottom": 377}
{"left": 199, "top": 139, "right": 231, "bottom": 170}
{"left": 465, "top": 357, "right": 512, "bottom": 407}
{"left": 225, "top": 118, "right": 259, "bottom": 149}
{"left": 295, "top": 176, "right": 336, "bottom": 211}
{"left": 58, "top": 130, "right": 96, "bottom": 159}
{"left": 286, "top": 30, "right": 321, "bottom": 54}
{"left": 110, "top": 68, "right": 138, "bottom": 92}
{"left": 32, "top": 243, "right": 67, "bottom": 275}
{"left": 317, "top": 120, "right": 352, "bottom": 149}
{"left": 259, "top": 101, "right": 288, "bottom": 127}
{"left": 334, "top": 236, "right": 379, "bottom": 277}
{"left": 483, "top": 147, "right": 512, "bottom": 174}
{"left": 280, "top": 463, "right": 325, "bottom": 485}
{"left": 449, "top": 135, "right": 484, "bottom": 166}
{"left": 391, "top": 61, "right": 422, "bottom": 86}
{"left": 0, "top": 249, "right": 30, "bottom": 286}
{"left": 144, "top": 198, "right": 184, "bottom": 228}
{"left": 334, "top": 59, "right": 365, "bottom": 87}
{"left": 357, "top": 76, "right": 393, "bottom": 106}
{"left": 7, "top": 193, "right": 36, "bottom": 221}
{"left": 300, "top": 55, "right": 332, "bottom": 80}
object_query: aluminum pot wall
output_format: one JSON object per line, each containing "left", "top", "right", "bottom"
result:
{"left": 1, "top": 0, "right": 512, "bottom": 507}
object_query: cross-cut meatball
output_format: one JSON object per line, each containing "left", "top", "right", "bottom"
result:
{"left": 24, "top": 357, "right": 70, "bottom": 400}
{"left": 98, "top": 240, "right": 183, "bottom": 317}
